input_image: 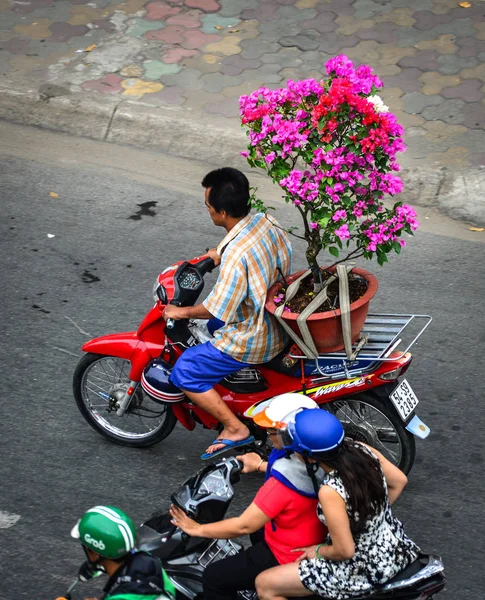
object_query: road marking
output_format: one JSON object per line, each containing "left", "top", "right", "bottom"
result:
{"left": 46, "top": 344, "right": 80, "bottom": 358}
{"left": 0, "top": 511, "right": 21, "bottom": 528}
{"left": 64, "top": 315, "right": 91, "bottom": 337}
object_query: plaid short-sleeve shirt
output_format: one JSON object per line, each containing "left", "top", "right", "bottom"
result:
{"left": 202, "top": 212, "right": 292, "bottom": 364}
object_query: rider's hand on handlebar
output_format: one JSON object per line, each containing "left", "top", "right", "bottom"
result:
{"left": 204, "top": 248, "right": 221, "bottom": 267}
{"left": 163, "top": 305, "right": 186, "bottom": 321}
{"left": 236, "top": 453, "right": 266, "bottom": 474}
{"left": 170, "top": 504, "right": 203, "bottom": 537}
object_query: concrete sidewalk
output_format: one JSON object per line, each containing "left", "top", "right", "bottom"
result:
{"left": 0, "top": 0, "right": 484, "bottom": 225}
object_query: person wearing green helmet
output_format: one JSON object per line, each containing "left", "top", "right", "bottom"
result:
{"left": 71, "top": 505, "right": 175, "bottom": 600}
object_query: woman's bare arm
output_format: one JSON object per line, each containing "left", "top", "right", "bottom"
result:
{"left": 170, "top": 502, "right": 269, "bottom": 539}
{"left": 315, "top": 486, "right": 355, "bottom": 561}
{"left": 362, "top": 443, "right": 408, "bottom": 504}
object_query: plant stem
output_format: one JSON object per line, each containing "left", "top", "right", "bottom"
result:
{"left": 328, "top": 249, "right": 366, "bottom": 269}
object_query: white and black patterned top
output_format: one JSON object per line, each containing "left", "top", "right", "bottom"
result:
{"left": 298, "top": 450, "right": 420, "bottom": 600}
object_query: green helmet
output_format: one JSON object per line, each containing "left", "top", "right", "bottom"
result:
{"left": 71, "top": 505, "right": 137, "bottom": 559}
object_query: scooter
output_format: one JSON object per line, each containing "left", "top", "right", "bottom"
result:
{"left": 73, "top": 254, "right": 432, "bottom": 473}
{"left": 59, "top": 458, "right": 446, "bottom": 600}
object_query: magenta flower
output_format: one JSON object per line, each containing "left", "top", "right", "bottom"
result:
{"left": 334, "top": 224, "right": 351, "bottom": 241}
{"left": 332, "top": 210, "right": 347, "bottom": 222}
{"left": 239, "top": 54, "right": 417, "bottom": 272}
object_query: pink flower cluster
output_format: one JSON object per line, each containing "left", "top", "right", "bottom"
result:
{"left": 368, "top": 171, "right": 404, "bottom": 196}
{"left": 325, "top": 56, "right": 383, "bottom": 94}
{"left": 239, "top": 55, "right": 419, "bottom": 263}
{"left": 363, "top": 204, "right": 419, "bottom": 251}
{"left": 279, "top": 170, "right": 321, "bottom": 204}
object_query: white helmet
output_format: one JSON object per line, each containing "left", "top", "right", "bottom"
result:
{"left": 244, "top": 393, "right": 318, "bottom": 429}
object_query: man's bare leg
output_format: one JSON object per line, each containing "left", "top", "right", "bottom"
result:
{"left": 184, "top": 387, "right": 251, "bottom": 454}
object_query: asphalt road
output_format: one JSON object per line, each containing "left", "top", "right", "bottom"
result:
{"left": 0, "top": 122, "right": 484, "bottom": 600}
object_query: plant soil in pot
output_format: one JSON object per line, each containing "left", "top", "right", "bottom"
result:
{"left": 265, "top": 268, "right": 378, "bottom": 354}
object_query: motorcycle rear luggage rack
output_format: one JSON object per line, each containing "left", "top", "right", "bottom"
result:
{"left": 289, "top": 313, "right": 432, "bottom": 379}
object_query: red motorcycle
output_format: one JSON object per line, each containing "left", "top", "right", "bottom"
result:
{"left": 73, "top": 255, "right": 432, "bottom": 473}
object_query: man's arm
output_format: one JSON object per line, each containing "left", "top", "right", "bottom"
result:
{"left": 163, "top": 303, "right": 214, "bottom": 321}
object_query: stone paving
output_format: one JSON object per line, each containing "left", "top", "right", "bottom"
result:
{"left": 0, "top": 0, "right": 484, "bottom": 169}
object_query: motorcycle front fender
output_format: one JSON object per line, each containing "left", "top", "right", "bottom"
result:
{"left": 82, "top": 333, "right": 156, "bottom": 381}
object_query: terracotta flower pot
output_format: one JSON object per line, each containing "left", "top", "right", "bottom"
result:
{"left": 265, "top": 267, "right": 379, "bottom": 354}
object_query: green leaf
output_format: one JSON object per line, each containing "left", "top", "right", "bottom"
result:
{"left": 328, "top": 246, "right": 339, "bottom": 257}
{"left": 392, "top": 241, "right": 402, "bottom": 254}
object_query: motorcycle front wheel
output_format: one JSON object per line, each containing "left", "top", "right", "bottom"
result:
{"left": 327, "top": 393, "right": 416, "bottom": 474}
{"left": 73, "top": 353, "right": 177, "bottom": 447}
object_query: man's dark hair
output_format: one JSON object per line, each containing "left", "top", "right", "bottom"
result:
{"left": 202, "top": 167, "right": 250, "bottom": 218}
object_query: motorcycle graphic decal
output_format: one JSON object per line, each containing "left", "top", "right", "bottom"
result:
{"left": 305, "top": 377, "right": 366, "bottom": 398}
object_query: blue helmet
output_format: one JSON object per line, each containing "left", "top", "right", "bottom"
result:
{"left": 141, "top": 358, "right": 185, "bottom": 403}
{"left": 280, "top": 409, "right": 345, "bottom": 459}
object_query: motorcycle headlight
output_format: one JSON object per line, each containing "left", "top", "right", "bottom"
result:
{"left": 152, "top": 278, "right": 160, "bottom": 302}
{"left": 158, "top": 284, "right": 168, "bottom": 304}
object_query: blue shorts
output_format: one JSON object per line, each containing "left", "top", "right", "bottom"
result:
{"left": 170, "top": 341, "right": 251, "bottom": 394}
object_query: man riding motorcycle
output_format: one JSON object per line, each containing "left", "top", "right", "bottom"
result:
{"left": 163, "top": 167, "right": 292, "bottom": 459}
{"left": 71, "top": 505, "right": 175, "bottom": 600}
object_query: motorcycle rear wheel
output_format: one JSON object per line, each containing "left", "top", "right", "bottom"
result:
{"left": 73, "top": 353, "right": 177, "bottom": 447}
{"left": 327, "top": 393, "right": 416, "bottom": 474}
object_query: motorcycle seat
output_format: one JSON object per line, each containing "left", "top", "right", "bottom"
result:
{"left": 383, "top": 555, "right": 425, "bottom": 583}
{"left": 262, "top": 345, "right": 301, "bottom": 377}
{"left": 316, "top": 554, "right": 440, "bottom": 600}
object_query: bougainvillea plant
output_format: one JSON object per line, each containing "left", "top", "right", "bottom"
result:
{"left": 239, "top": 55, "right": 419, "bottom": 291}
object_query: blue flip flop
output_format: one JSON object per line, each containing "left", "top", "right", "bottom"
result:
{"left": 200, "top": 436, "right": 255, "bottom": 460}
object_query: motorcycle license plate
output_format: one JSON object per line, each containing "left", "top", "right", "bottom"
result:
{"left": 390, "top": 379, "right": 419, "bottom": 421}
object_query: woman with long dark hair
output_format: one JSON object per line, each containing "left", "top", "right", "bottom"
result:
{"left": 255, "top": 409, "right": 420, "bottom": 600}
